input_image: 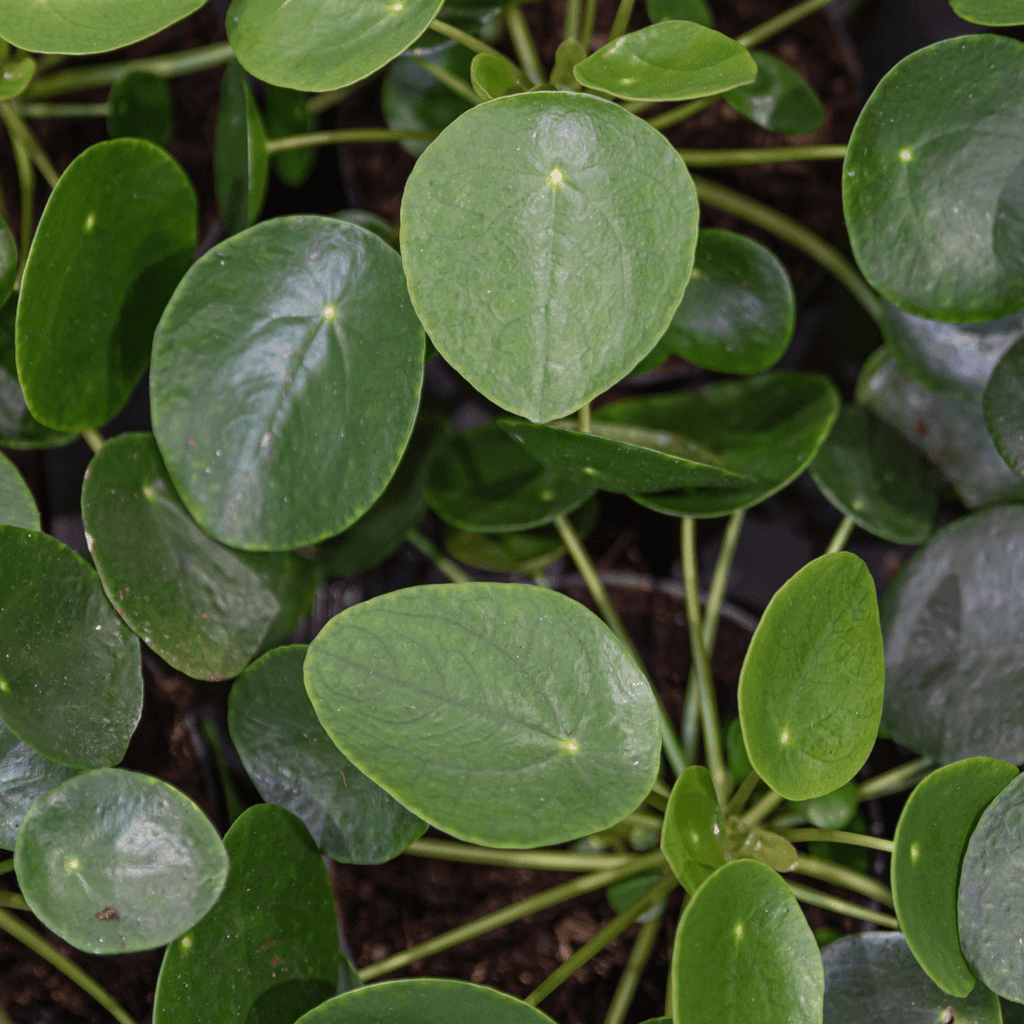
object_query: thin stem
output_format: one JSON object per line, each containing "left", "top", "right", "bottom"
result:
{"left": 429, "top": 18, "right": 531, "bottom": 88}
{"left": 0, "top": 104, "right": 59, "bottom": 188}
{"left": 781, "top": 829, "right": 894, "bottom": 854}
{"left": 12, "top": 136, "right": 34, "bottom": 286}
{"left": 648, "top": 97, "right": 714, "bottom": 132}
{"left": 81, "top": 429, "right": 105, "bottom": 455}
{"left": 578, "top": 402, "right": 592, "bottom": 434}
{"left": 505, "top": 2, "right": 546, "bottom": 85}
{"left": 651, "top": 778, "right": 672, "bottom": 801}
{"left": 786, "top": 881, "right": 898, "bottom": 929}
{"left": 525, "top": 874, "right": 678, "bottom": 1006}
{"left": 742, "top": 790, "right": 784, "bottom": 829}
{"left": 678, "top": 144, "right": 847, "bottom": 167}
{"left": 0, "top": 908, "right": 138, "bottom": 1024}
{"left": 825, "top": 515, "right": 856, "bottom": 554}
{"left": 602, "top": 915, "right": 662, "bottom": 1024}
{"left": 18, "top": 102, "right": 111, "bottom": 118}
{"left": 306, "top": 82, "right": 361, "bottom": 115}
{"left": 857, "top": 757, "right": 933, "bottom": 802}
{"left": 359, "top": 849, "right": 667, "bottom": 982}
{"left": 0, "top": 858, "right": 13, "bottom": 875}
{"left": 265, "top": 128, "right": 437, "bottom": 154}
{"left": 411, "top": 57, "right": 480, "bottom": 106}
{"left": 725, "top": 769, "right": 760, "bottom": 818}
{"left": 405, "top": 838, "right": 638, "bottom": 872}
{"left": 564, "top": 0, "right": 582, "bottom": 42}
{"left": 581, "top": 0, "right": 599, "bottom": 49}
{"left": 405, "top": 528, "right": 472, "bottom": 583}
{"left": 609, "top": 0, "right": 636, "bottom": 41}
{"left": 736, "top": 0, "right": 836, "bottom": 48}
{"left": 692, "top": 175, "right": 883, "bottom": 323}
{"left": 0, "top": 892, "right": 28, "bottom": 911}
{"left": 793, "top": 854, "right": 894, "bottom": 908}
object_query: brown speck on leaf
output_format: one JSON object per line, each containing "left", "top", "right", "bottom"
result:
{"left": 915, "top": 419, "right": 929, "bottom": 437}
{"left": 942, "top": 1007, "right": 955, "bottom": 1024}
{"left": 342, "top": 770, "right": 348, "bottom": 788}
{"left": 96, "top": 906, "right": 119, "bottom": 921}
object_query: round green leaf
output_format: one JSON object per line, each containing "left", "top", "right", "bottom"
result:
{"left": 107, "top": 71, "right": 173, "bottom": 147}
{"left": 471, "top": 52, "right": 518, "bottom": 100}
{"left": 0, "top": 527, "right": 142, "bottom": 769}
{"left": 0, "top": 55, "right": 35, "bottom": 100}
{"left": 16, "top": 139, "right": 197, "bottom": 433}
{"left": 843, "top": 35, "right": 1024, "bottom": 322}
{"left": 401, "top": 92, "right": 698, "bottom": 422}
{"left": 892, "top": 758, "right": 1017, "bottom": 997}
{"left": 153, "top": 804, "right": 340, "bottom": 1023}
{"left": 0, "top": 453, "right": 38, "bottom": 530}
{"left": 0, "top": 0, "right": 205, "bottom": 54}
{"left": 822, "top": 932, "right": 1002, "bottom": 1023}
{"left": 304, "top": 583, "right": 661, "bottom": 848}
{"left": 0, "top": 215, "right": 14, "bottom": 309}
{"left": 672, "top": 859, "right": 823, "bottom": 1024}
{"left": 809, "top": 404, "right": 938, "bottom": 544}
{"left": 82, "top": 433, "right": 318, "bottom": 681}
{"left": 214, "top": 60, "right": 268, "bottom": 237}
{"left": 226, "top": 0, "right": 445, "bottom": 92}
{"left": 229, "top": 646, "right": 427, "bottom": 865}
{"left": 881, "top": 505, "right": 1024, "bottom": 763}
{"left": 660, "top": 228, "right": 795, "bottom": 374}
{"left": 151, "top": 216, "right": 424, "bottom": 551}
{"left": 739, "top": 552, "right": 884, "bottom": 801}
{"left": 984, "top": 336, "right": 1024, "bottom": 478}
{"left": 951, "top": 0, "right": 1024, "bottom": 25}
{"left": 662, "top": 765, "right": 725, "bottom": 895}
{"left": 723, "top": 52, "right": 824, "bottom": 135}
{"left": 646, "top": 0, "right": 713, "bottom": 27}
{"left": 790, "top": 781, "right": 858, "bottom": 831}
{"left": 265, "top": 84, "right": 318, "bottom": 189}
{"left": 573, "top": 22, "right": 756, "bottom": 101}
{"left": 295, "top": 978, "right": 556, "bottom": 1024}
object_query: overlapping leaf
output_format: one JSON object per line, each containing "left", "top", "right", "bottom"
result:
{"left": 724, "top": 52, "right": 824, "bottom": 135}
{"left": 950, "top": 0, "right": 1024, "bottom": 24}
{"left": 265, "top": 84, "right": 318, "bottom": 189}
{"left": 214, "top": 60, "right": 268, "bottom": 236}
{"left": 0, "top": 453, "right": 38, "bottom": 530}
{"left": 107, "top": 71, "right": 173, "bottom": 146}
{"left": 984, "top": 337, "right": 1024, "bottom": 478}
{"left": 661, "top": 765, "right": 725, "bottom": 894}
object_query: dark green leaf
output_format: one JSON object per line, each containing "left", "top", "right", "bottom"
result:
{"left": 470, "top": 52, "right": 518, "bottom": 100}
{"left": 150, "top": 216, "right": 424, "bottom": 551}
{"left": 214, "top": 60, "right": 268, "bottom": 236}
{"left": 843, "top": 35, "right": 1024, "bottom": 321}
{"left": 0, "top": 215, "right": 14, "bottom": 309}
{"left": 607, "top": 870, "right": 665, "bottom": 922}
{"left": 950, "top": 0, "right": 1024, "bottom": 24}
{"left": 0, "top": 452, "right": 38, "bottom": 530}
{"left": 305, "top": 583, "right": 661, "bottom": 848}
{"left": 265, "top": 84, "right": 317, "bottom": 189}
{"left": 723, "top": 52, "right": 824, "bottom": 135}
{"left": 16, "top": 139, "right": 197, "bottom": 432}
{"left": 791, "top": 781, "right": 858, "bottom": 830}
{"left": 646, "top": 0, "right": 713, "bottom": 27}
{"left": 628, "top": 337, "right": 673, "bottom": 377}
{"left": 0, "top": 526, "right": 142, "bottom": 768}
{"left": 662, "top": 765, "right": 725, "bottom": 895}
{"left": 0, "top": 55, "right": 35, "bottom": 100}
{"left": 401, "top": 92, "right": 698, "bottom": 422}
{"left": 726, "top": 716, "right": 753, "bottom": 784}
{"left": 984, "top": 337, "right": 1024, "bottom": 478}
{"left": 107, "top": 71, "right": 173, "bottom": 147}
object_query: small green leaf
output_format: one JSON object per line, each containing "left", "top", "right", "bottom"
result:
{"left": 153, "top": 804, "right": 340, "bottom": 1023}
{"left": 790, "top": 781, "right": 858, "bottom": 830}
{"left": 671, "top": 859, "right": 823, "bottom": 1024}
{"left": 470, "top": 52, "right": 518, "bottom": 99}
{"left": 722, "top": 826, "right": 798, "bottom": 873}
{"left": 739, "top": 552, "right": 884, "bottom": 801}
{"left": 573, "top": 22, "right": 756, "bottom": 101}
{"left": 662, "top": 765, "right": 725, "bottom": 895}
{"left": 305, "top": 583, "right": 661, "bottom": 848}
{"left": 550, "top": 39, "right": 586, "bottom": 90}
{"left": 107, "top": 71, "right": 173, "bottom": 147}
{"left": 984, "top": 337, "right": 1024, "bottom": 478}
{"left": 660, "top": 228, "right": 795, "bottom": 374}
{"left": 0, "top": 453, "right": 38, "bottom": 530}
{"left": 892, "top": 758, "right": 1017, "bottom": 997}
{"left": 214, "top": 60, "right": 268, "bottom": 236}
{"left": 0, "top": 526, "right": 142, "bottom": 769}
{"left": 15, "top": 769, "right": 227, "bottom": 954}
{"left": 723, "top": 52, "right": 824, "bottom": 135}
{"left": 646, "top": 0, "right": 713, "bottom": 27}
{"left": 265, "top": 84, "right": 318, "bottom": 188}
{"left": 16, "top": 139, "right": 197, "bottom": 432}
{"left": 0, "top": 55, "right": 34, "bottom": 100}
{"left": 950, "top": 0, "right": 1024, "bottom": 24}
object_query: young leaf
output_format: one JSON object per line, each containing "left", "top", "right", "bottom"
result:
{"left": 107, "top": 71, "right": 173, "bottom": 147}
{"left": 671, "top": 859, "right": 823, "bottom": 1024}
{"left": 646, "top": 0, "right": 713, "bottom": 27}
{"left": 153, "top": 804, "right": 341, "bottom": 1023}
{"left": 843, "top": 34, "right": 1024, "bottom": 322}
{"left": 738, "top": 552, "right": 884, "bottom": 801}
{"left": 228, "top": 646, "right": 427, "bottom": 865}
{"left": 150, "top": 216, "right": 424, "bottom": 551}
{"left": 0, "top": 526, "right": 142, "bottom": 769}
{"left": 661, "top": 765, "right": 725, "bottom": 895}
{"left": 471, "top": 52, "right": 519, "bottom": 100}
{"left": 16, "top": 139, "right": 197, "bottom": 432}
{"left": 950, "top": 0, "right": 1024, "bottom": 24}
{"left": 984, "top": 336, "right": 1024, "bottom": 478}
{"left": 401, "top": 92, "right": 699, "bottom": 422}
{"left": 550, "top": 40, "right": 586, "bottom": 90}
{"left": 573, "top": 23, "right": 756, "bottom": 101}
{"left": 790, "top": 781, "right": 858, "bottom": 831}
{"left": 0, "top": 453, "right": 38, "bottom": 531}
{"left": 892, "top": 757, "right": 1018, "bottom": 997}
{"left": 14, "top": 769, "right": 228, "bottom": 954}
{"left": 305, "top": 583, "right": 661, "bottom": 848}
{"left": 723, "top": 52, "right": 824, "bottom": 135}
{"left": 264, "top": 84, "right": 318, "bottom": 189}
{"left": 0, "top": 55, "right": 35, "bottom": 100}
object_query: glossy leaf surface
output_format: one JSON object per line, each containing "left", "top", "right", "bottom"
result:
{"left": 739, "top": 553, "right": 884, "bottom": 801}
{"left": 17, "top": 139, "right": 197, "bottom": 432}
{"left": 82, "top": 433, "right": 318, "bottom": 681}
{"left": 15, "top": 769, "right": 227, "bottom": 954}
{"left": 881, "top": 505, "right": 1024, "bottom": 763}
{"left": 214, "top": 61, "right": 268, "bottom": 237}
{"left": 662, "top": 765, "right": 724, "bottom": 895}
{"left": 646, "top": 0, "right": 713, "bottom": 26}
{"left": 153, "top": 804, "right": 340, "bottom": 1022}
{"left": 672, "top": 859, "right": 822, "bottom": 1024}
{"left": 723, "top": 52, "right": 824, "bottom": 134}
{"left": 151, "top": 216, "right": 424, "bottom": 551}
{"left": 0, "top": 453, "right": 38, "bottom": 530}
{"left": 822, "top": 932, "right": 1001, "bottom": 1023}
{"left": 107, "top": 71, "right": 173, "bottom": 147}
{"left": 843, "top": 35, "right": 1024, "bottom": 321}
{"left": 950, "top": 0, "right": 1024, "bottom": 24}
{"left": 305, "top": 584, "right": 660, "bottom": 848}
{"left": 809, "top": 404, "right": 937, "bottom": 544}
{"left": 0, "top": 527, "right": 142, "bottom": 768}
{"left": 660, "top": 228, "right": 795, "bottom": 374}
{"left": 401, "top": 92, "right": 698, "bottom": 422}
{"left": 226, "top": 0, "right": 445, "bottom": 92}
{"left": 984, "top": 337, "right": 1024, "bottom": 477}
{"left": 892, "top": 758, "right": 1017, "bottom": 996}
{"left": 265, "top": 85, "right": 317, "bottom": 189}
{"left": 573, "top": 22, "right": 756, "bottom": 101}
{"left": 0, "top": 55, "right": 35, "bottom": 100}
{"left": 229, "top": 646, "right": 427, "bottom": 864}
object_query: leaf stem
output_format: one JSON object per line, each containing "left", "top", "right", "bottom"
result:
{"left": 725, "top": 769, "right": 760, "bottom": 817}
{"left": 647, "top": 98, "right": 713, "bottom": 131}
{"left": 81, "top": 429, "right": 106, "bottom": 454}
{"left": 582, "top": 0, "right": 599, "bottom": 49}
{"left": 565, "top": 0, "right": 582, "bottom": 42}
{"left": 736, "top": 0, "right": 837, "bottom": 48}
{"left": 0, "top": 892, "right": 28, "bottom": 911}
{"left": 429, "top": 18, "right": 531, "bottom": 88}
{"left": 306, "top": 82, "right": 362, "bottom": 115}
{"left": 358, "top": 848, "right": 668, "bottom": 981}
{"left": 793, "top": 853, "right": 894, "bottom": 907}
{"left": 857, "top": 757, "right": 933, "bottom": 802}
{"left": 0, "top": 859, "right": 13, "bottom": 876}
{"left": 0, "top": 908, "right": 138, "bottom": 1024}
{"left": 780, "top": 829, "right": 894, "bottom": 854}
{"left": 578, "top": 402, "right": 592, "bottom": 433}
{"left": 785, "top": 880, "right": 898, "bottom": 929}
{"left": 411, "top": 57, "right": 480, "bottom": 106}
{"left": 265, "top": 127, "right": 437, "bottom": 154}
{"left": 825, "top": 515, "right": 855, "bottom": 554}
{"left": 11, "top": 136, "right": 33, "bottom": 287}
{"left": 505, "top": 2, "right": 546, "bottom": 85}
{"left": 0, "top": 103, "right": 59, "bottom": 188}
{"left": 609, "top": 0, "right": 636, "bottom": 41}
{"left": 17, "top": 102, "right": 111, "bottom": 118}
{"left": 405, "top": 528, "right": 472, "bottom": 583}
{"left": 741, "top": 789, "right": 784, "bottom": 828}
{"left": 405, "top": 838, "right": 639, "bottom": 872}
{"left": 678, "top": 144, "right": 847, "bottom": 167}
{"left": 601, "top": 915, "right": 662, "bottom": 1024}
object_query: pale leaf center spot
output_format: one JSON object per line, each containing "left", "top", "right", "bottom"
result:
{"left": 546, "top": 168, "right": 565, "bottom": 190}
{"left": 898, "top": 148, "right": 913, "bottom": 163}
{"left": 559, "top": 736, "right": 579, "bottom": 755}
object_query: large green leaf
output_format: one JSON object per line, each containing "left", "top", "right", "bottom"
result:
{"left": 228, "top": 646, "right": 427, "bottom": 864}
{"left": 573, "top": 22, "right": 756, "bottom": 101}
{"left": 723, "top": 52, "right": 824, "bottom": 135}
{"left": 822, "top": 932, "right": 1001, "bottom": 1023}
{"left": 16, "top": 139, "right": 197, "bottom": 432}
{"left": 671, "top": 859, "right": 823, "bottom": 1024}
{"left": 0, "top": 453, "right": 38, "bottom": 530}
{"left": 661, "top": 765, "right": 725, "bottom": 895}
{"left": 305, "top": 583, "right": 660, "bottom": 848}
{"left": 843, "top": 34, "right": 1024, "bottom": 322}
{"left": 0, "top": 527, "right": 142, "bottom": 769}
{"left": 950, "top": 0, "right": 1024, "bottom": 24}
{"left": 153, "top": 804, "right": 340, "bottom": 1023}
{"left": 739, "top": 552, "right": 884, "bottom": 801}
{"left": 809, "top": 404, "right": 938, "bottom": 544}
{"left": 401, "top": 92, "right": 698, "bottom": 422}
{"left": 107, "top": 71, "right": 173, "bottom": 147}
{"left": 984, "top": 337, "right": 1024, "bottom": 478}
{"left": 15, "top": 769, "right": 227, "bottom": 954}
{"left": 81, "top": 433, "right": 318, "bottom": 681}
{"left": 881, "top": 505, "right": 1024, "bottom": 763}
{"left": 227, "top": 0, "right": 445, "bottom": 92}
{"left": 892, "top": 758, "right": 1017, "bottom": 997}
{"left": 660, "top": 228, "right": 795, "bottom": 374}
{"left": 151, "top": 216, "right": 424, "bottom": 551}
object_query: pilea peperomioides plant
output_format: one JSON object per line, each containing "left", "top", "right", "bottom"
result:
{"left": 0, "top": 0, "right": 1023, "bottom": 1022}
